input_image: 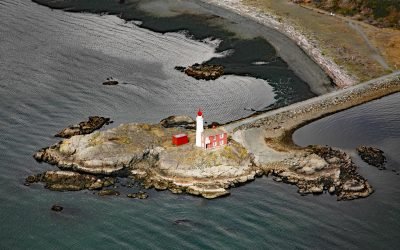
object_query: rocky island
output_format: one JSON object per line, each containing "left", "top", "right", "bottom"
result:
{"left": 33, "top": 121, "right": 255, "bottom": 199}
{"left": 175, "top": 63, "right": 224, "bottom": 80}
{"left": 30, "top": 73, "right": 399, "bottom": 200}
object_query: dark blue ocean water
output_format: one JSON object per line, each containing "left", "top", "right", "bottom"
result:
{"left": 1, "top": 0, "right": 399, "bottom": 249}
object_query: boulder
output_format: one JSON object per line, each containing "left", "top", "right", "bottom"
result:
{"left": 174, "top": 66, "right": 186, "bottom": 72}
{"left": 51, "top": 204, "right": 63, "bottom": 212}
{"left": 160, "top": 115, "right": 195, "bottom": 129}
{"left": 55, "top": 116, "right": 111, "bottom": 138}
{"left": 127, "top": 191, "right": 149, "bottom": 199}
{"left": 103, "top": 77, "right": 119, "bottom": 85}
{"left": 102, "top": 80, "right": 119, "bottom": 85}
{"left": 98, "top": 189, "right": 120, "bottom": 196}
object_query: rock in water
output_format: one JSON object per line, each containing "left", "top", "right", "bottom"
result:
{"left": 32, "top": 170, "right": 115, "bottom": 191}
{"left": 357, "top": 146, "right": 386, "bottom": 169}
{"left": 103, "top": 77, "right": 119, "bottom": 85}
{"left": 160, "top": 115, "right": 195, "bottom": 129}
{"left": 55, "top": 116, "right": 111, "bottom": 138}
{"left": 176, "top": 63, "right": 224, "bottom": 80}
{"left": 127, "top": 191, "right": 149, "bottom": 199}
{"left": 174, "top": 66, "right": 186, "bottom": 72}
{"left": 51, "top": 205, "right": 63, "bottom": 212}
{"left": 102, "top": 80, "right": 119, "bottom": 85}
{"left": 25, "top": 175, "right": 38, "bottom": 183}
{"left": 98, "top": 189, "right": 120, "bottom": 196}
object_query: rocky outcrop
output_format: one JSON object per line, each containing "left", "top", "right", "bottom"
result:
{"left": 229, "top": 77, "right": 400, "bottom": 201}
{"left": 175, "top": 64, "right": 224, "bottom": 80}
{"left": 160, "top": 115, "right": 195, "bottom": 129}
{"left": 25, "top": 170, "right": 115, "bottom": 191}
{"left": 103, "top": 77, "right": 119, "bottom": 85}
{"left": 357, "top": 146, "right": 387, "bottom": 170}
{"left": 32, "top": 123, "right": 256, "bottom": 199}
{"left": 55, "top": 116, "right": 111, "bottom": 138}
{"left": 266, "top": 146, "right": 373, "bottom": 200}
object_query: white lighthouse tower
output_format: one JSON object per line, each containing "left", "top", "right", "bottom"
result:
{"left": 195, "top": 109, "right": 204, "bottom": 147}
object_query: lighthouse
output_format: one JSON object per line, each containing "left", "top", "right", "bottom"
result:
{"left": 195, "top": 109, "right": 204, "bottom": 147}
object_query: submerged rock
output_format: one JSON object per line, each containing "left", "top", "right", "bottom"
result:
{"left": 25, "top": 175, "right": 38, "bottom": 184}
{"left": 176, "top": 63, "right": 224, "bottom": 80}
{"left": 357, "top": 146, "right": 386, "bottom": 170}
{"left": 51, "top": 204, "right": 63, "bottom": 212}
{"left": 160, "top": 115, "right": 195, "bottom": 129}
{"left": 98, "top": 189, "right": 120, "bottom": 196}
{"left": 55, "top": 116, "right": 111, "bottom": 138}
{"left": 127, "top": 191, "right": 148, "bottom": 199}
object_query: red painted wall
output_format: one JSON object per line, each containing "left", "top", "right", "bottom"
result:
{"left": 172, "top": 134, "right": 189, "bottom": 146}
{"left": 206, "top": 133, "right": 227, "bottom": 149}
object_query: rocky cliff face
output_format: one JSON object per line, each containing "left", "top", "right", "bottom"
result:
{"left": 295, "top": 0, "right": 400, "bottom": 29}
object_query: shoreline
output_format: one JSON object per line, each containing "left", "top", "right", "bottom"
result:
{"left": 200, "top": 0, "right": 356, "bottom": 87}
{"left": 25, "top": 0, "right": 399, "bottom": 200}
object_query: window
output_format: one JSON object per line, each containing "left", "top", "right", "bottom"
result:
{"left": 220, "top": 133, "right": 224, "bottom": 139}
{"left": 213, "top": 142, "right": 217, "bottom": 147}
{"left": 220, "top": 140, "right": 224, "bottom": 145}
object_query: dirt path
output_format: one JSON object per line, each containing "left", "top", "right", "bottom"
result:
{"left": 298, "top": 4, "right": 392, "bottom": 71}
{"left": 347, "top": 21, "right": 391, "bottom": 71}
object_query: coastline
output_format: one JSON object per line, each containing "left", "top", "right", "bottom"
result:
{"left": 200, "top": 0, "right": 356, "bottom": 87}
{"left": 24, "top": 0, "right": 399, "bottom": 200}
